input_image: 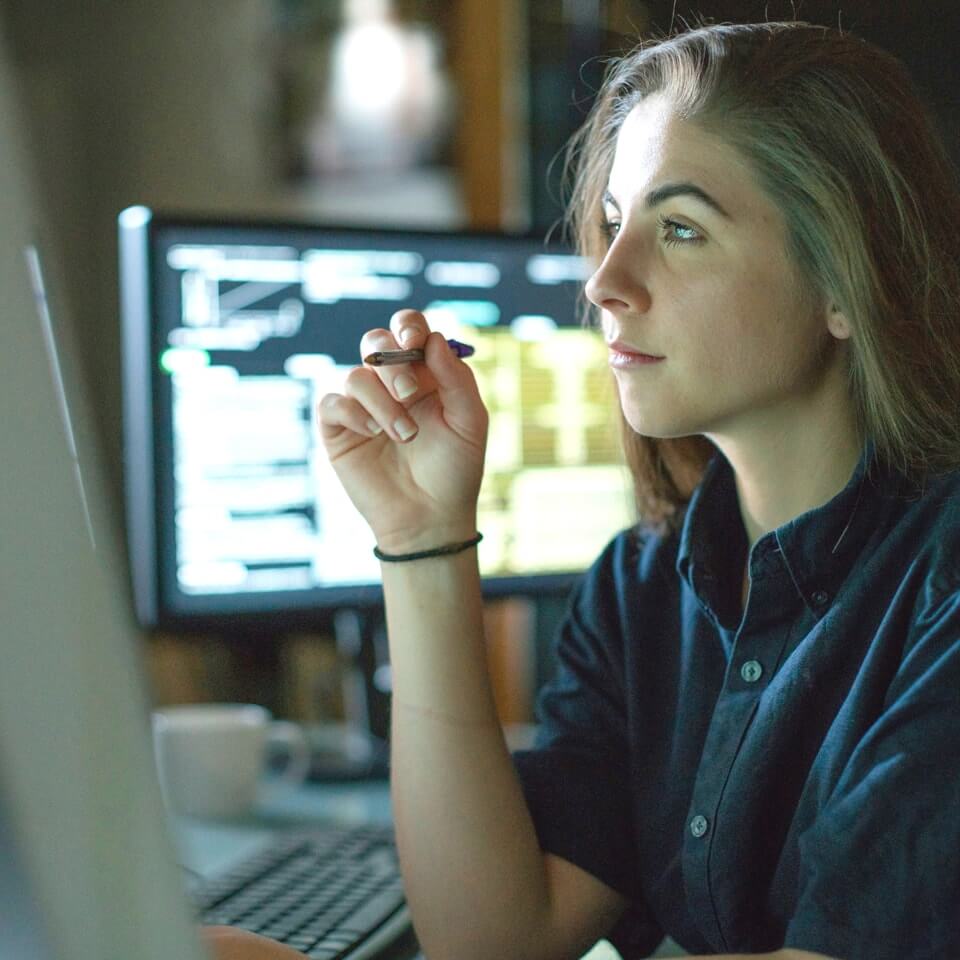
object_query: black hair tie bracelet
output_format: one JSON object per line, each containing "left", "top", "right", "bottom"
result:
{"left": 373, "top": 532, "right": 483, "bottom": 563}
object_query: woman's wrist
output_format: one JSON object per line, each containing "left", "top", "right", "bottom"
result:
{"left": 372, "top": 519, "right": 480, "bottom": 557}
{"left": 378, "top": 532, "right": 483, "bottom": 596}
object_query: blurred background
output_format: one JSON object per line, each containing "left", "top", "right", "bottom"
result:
{"left": 4, "top": 0, "right": 958, "bottom": 732}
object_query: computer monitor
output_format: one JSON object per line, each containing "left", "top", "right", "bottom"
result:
{"left": 119, "top": 210, "right": 635, "bottom": 633}
{"left": 0, "top": 31, "right": 206, "bottom": 957}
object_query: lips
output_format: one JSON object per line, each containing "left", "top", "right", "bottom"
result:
{"left": 606, "top": 339, "right": 665, "bottom": 362}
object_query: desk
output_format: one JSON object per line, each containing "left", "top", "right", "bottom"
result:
{"left": 172, "top": 779, "right": 685, "bottom": 960}
{"left": 173, "top": 778, "right": 394, "bottom": 873}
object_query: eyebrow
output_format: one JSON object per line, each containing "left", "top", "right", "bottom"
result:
{"left": 603, "top": 181, "right": 732, "bottom": 219}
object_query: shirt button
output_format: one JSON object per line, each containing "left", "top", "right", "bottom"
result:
{"left": 740, "top": 659, "right": 763, "bottom": 683}
{"left": 690, "top": 815, "right": 709, "bottom": 838}
{"left": 812, "top": 589, "right": 830, "bottom": 606}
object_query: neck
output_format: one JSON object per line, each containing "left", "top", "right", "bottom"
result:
{"left": 706, "top": 395, "right": 862, "bottom": 550}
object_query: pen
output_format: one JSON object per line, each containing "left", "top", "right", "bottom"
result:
{"left": 364, "top": 337, "right": 475, "bottom": 366}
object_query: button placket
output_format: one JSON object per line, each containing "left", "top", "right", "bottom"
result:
{"left": 683, "top": 612, "right": 775, "bottom": 945}
{"left": 681, "top": 695, "right": 761, "bottom": 948}
{"left": 683, "top": 541, "right": 800, "bottom": 949}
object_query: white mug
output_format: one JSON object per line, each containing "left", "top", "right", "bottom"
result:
{"left": 152, "top": 703, "right": 310, "bottom": 820}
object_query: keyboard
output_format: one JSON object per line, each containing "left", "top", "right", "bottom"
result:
{"left": 189, "top": 823, "right": 411, "bottom": 960}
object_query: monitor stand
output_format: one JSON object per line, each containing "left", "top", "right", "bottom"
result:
{"left": 310, "top": 606, "right": 391, "bottom": 781}
{"left": 230, "top": 608, "right": 392, "bottom": 782}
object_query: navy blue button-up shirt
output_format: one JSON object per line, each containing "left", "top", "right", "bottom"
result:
{"left": 513, "top": 442, "right": 960, "bottom": 959}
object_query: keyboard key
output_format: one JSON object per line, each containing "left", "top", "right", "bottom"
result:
{"left": 333, "top": 887, "right": 406, "bottom": 936}
{"left": 286, "top": 935, "right": 320, "bottom": 951}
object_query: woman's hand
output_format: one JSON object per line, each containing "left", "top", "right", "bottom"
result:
{"left": 201, "top": 926, "right": 307, "bottom": 959}
{"left": 318, "top": 309, "right": 489, "bottom": 554}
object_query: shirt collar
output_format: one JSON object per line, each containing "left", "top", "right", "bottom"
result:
{"left": 675, "top": 438, "right": 906, "bottom": 614}
{"left": 675, "top": 449, "right": 742, "bottom": 593}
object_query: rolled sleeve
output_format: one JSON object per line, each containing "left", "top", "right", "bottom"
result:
{"left": 786, "top": 590, "right": 960, "bottom": 960}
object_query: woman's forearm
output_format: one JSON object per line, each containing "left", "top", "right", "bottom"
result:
{"left": 382, "top": 548, "right": 554, "bottom": 960}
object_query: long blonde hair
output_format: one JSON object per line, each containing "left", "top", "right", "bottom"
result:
{"left": 565, "top": 21, "right": 960, "bottom": 535}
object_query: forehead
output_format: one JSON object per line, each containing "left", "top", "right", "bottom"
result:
{"left": 607, "top": 94, "right": 764, "bottom": 216}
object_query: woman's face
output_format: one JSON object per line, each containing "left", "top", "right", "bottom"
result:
{"left": 586, "top": 94, "right": 849, "bottom": 444}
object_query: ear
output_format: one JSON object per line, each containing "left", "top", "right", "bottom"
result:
{"left": 826, "top": 304, "right": 852, "bottom": 341}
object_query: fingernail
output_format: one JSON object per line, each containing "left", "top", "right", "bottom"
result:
{"left": 400, "top": 327, "right": 418, "bottom": 345}
{"left": 366, "top": 419, "right": 383, "bottom": 436}
{"left": 394, "top": 416, "right": 417, "bottom": 441}
{"left": 394, "top": 373, "right": 418, "bottom": 400}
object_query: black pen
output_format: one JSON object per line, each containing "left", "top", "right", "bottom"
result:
{"left": 364, "top": 337, "right": 475, "bottom": 366}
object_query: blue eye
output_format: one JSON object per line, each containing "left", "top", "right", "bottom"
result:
{"left": 657, "top": 215, "right": 703, "bottom": 246}
{"left": 598, "top": 215, "right": 703, "bottom": 249}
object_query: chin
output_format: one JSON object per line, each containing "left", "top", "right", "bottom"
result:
{"left": 620, "top": 408, "right": 702, "bottom": 440}
{"left": 617, "top": 386, "right": 736, "bottom": 441}
{"left": 615, "top": 382, "right": 678, "bottom": 436}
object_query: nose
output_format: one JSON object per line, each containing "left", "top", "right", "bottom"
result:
{"left": 584, "top": 235, "right": 652, "bottom": 316}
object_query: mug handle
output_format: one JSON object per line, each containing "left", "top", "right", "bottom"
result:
{"left": 266, "top": 720, "right": 311, "bottom": 787}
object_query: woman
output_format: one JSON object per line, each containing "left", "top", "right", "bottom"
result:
{"left": 208, "top": 19, "right": 960, "bottom": 960}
